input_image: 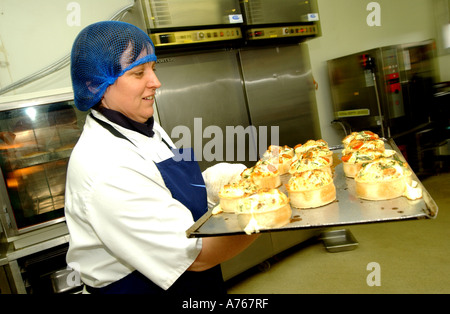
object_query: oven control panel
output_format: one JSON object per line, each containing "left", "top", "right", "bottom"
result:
{"left": 247, "top": 25, "right": 318, "bottom": 40}
{"left": 150, "top": 27, "right": 242, "bottom": 47}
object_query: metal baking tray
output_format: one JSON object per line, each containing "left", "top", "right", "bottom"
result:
{"left": 186, "top": 138, "right": 439, "bottom": 238}
{"left": 321, "top": 229, "right": 359, "bottom": 253}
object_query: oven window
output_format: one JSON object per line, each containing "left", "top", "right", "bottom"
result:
{"left": 0, "top": 101, "right": 85, "bottom": 230}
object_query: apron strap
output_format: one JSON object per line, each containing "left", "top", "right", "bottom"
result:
{"left": 90, "top": 112, "right": 173, "bottom": 149}
{"left": 90, "top": 113, "right": 137, "bottom": 146}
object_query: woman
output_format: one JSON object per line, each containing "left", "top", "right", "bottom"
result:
{"left": 65, "top": 21, "right": 258, "bottom": 294}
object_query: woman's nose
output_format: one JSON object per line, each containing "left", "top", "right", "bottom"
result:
{"left": 147, "top": 71, "right": 161, "bottom": 89}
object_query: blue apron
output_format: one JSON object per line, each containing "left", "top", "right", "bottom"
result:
{"left": 86, "top": 115, "right": 225, "bottom": 294}
{"left": 156, "top": 147, "right": 208, "bottom": 221}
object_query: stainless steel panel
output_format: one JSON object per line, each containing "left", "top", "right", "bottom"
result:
{"left": 380, "top": 46, "right": 405, "bottom": 119}
{"left": 154, "top": 50, "right": 255, "bottom": 170}
{"left": 395, "top": 41, "right": 437, "bottom": 126}
{"left": 270, "top": 228, "right": 321, "bottom": 255}
{"left": 242, "top": 0, "right": 314, "bottom": 25}
{"left": 140, "top": 0, "right": 242, "bottom": 29}
{"left": 239, "top": 44, "right": 320, "bottom": 150}
{"left": 327, "top": 48, "right": 385, "bottom": 131}
{"left": 220, "top": 233, "right": 273, "bottom": 281}
{"left": 327, "top": 41, "right": 437, "bottom": 136}
{"left": 221, "top": 229, "right": 321, "bottom": 280}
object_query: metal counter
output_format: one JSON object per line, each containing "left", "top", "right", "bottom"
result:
{"left": 187, "top": 139, "right": 438, "bottom": 238}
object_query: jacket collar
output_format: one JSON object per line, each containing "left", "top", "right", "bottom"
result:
{"left": 96, "top": 107, "right": 155, "bottom": 137}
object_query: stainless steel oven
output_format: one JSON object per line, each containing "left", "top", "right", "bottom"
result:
{"left": 0, "top": 92, "right": 87, "bottom": 243}
{"left": 241, "top": 0, "right": 320, "bottom": 41}
{"left": 241, "top": 0, "right": 318, "bottom": 25}
{"left": 140, "top": 0, "right": 243, "bottom": 29}
{"left": 137, "top": 0, "right": 244, "bottom": 48}
{"left": 136, "top": 0, "right": 320, "bottom": 46}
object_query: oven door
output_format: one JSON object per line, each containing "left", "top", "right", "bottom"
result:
{"left": 241, "top": 0, "right": 316, "bottom": 25}
{"left": 139, "top": 0, "right": 243, "bottom": 30}
{"left": 0, "top": 95, "right": 86, "bottom": 240}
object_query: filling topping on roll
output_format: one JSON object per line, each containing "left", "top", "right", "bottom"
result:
{"left": 219, "top": 180, "right": 258, "bottom": 198}
{"left": 341, "top": 148, "right": 396, "bottom": 164}
{"left": 342, "top": 139, "right": 385, "bottom": 155}
{"left": 342, "top": 130, "right": 379, "bottom": 147}
{"left": 356, "top": 157, "right": 411, "bottom": 182}
{"left": 241, "top": 160, "right": 278, "bottom": 180}
{"left": 294, "top": 139, "right": 329, "bottom": 155}
{"left": 262, "top": 145, "right": 294, "bottom": 159}
{"left": 236, "top": 189, "right": 288, "bottom": 213}
{"left": 287, "top": 169, "right": 333, "bottom": 191}
{"left": 289, "top": 154, "right": 330, "bottom": 174}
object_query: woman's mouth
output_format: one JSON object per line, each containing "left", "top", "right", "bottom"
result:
{"left": 143, "top": 96, "right": 154, "bottom": 100}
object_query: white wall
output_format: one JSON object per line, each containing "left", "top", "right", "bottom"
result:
{"left": 306, "top": 0, "right": 445, "bottom": 145}
{"left": 0, "top": 0, "right": 133, "bottom": 99}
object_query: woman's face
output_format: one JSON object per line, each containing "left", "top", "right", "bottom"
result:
{"left": 101, "top": 62, "right": 161, "bottom": 123}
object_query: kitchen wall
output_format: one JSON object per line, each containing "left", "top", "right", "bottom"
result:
{"left": 306, "top": 0, "right": 448, "bottom": 145}
{"left": 0, "top": 0, "right": 134, "bottom": 99}
{"left": 0, "top": 0, "right": 447, "bottom": 145}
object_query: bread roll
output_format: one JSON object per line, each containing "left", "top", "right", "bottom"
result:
{"left": 294, "top": 139, "right": 329, "bottom": 155}
{"left": 342, "top": 149, "right": 397, "bottom": 178}
{"left": 261, "top": 145, "right": 294, "bottom": 175}
{"left": 218, "top": 180, "right": 258, "bottom": 213}
{"left": 355, "top": 175, "right": 413, "bottom": 201}
{"left": 202, "top": 162, "right": 247, "bottom": 207}
{"left": 241, "top": 160, "right": 281, "bottom": 190}
{"left": 355, "top": 157, "right": 413, "bottom": 200}
{"left": 341, "top": 149, "right": 385, "bottom": 178}
{"left": 236, "top": 189, "right": 292, "bottom": 234}
{"left": 289, "top": 154, "right": 332, "bottom": 176}
{"left": 342, "top": 162, "right": 364, "bottom": 178}
{"left": 286, "top": 169, "right": 336, "bottom": 208}
{"left": 342, "top": 130, "right": 379, "bottom": 147}
{"left": 341, "top": 139, "right": 385, "bottom": 156}
{"left": 301, "top": 148, "right": 334, "bottom": 166}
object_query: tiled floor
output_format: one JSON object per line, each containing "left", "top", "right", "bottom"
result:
{"left": 226, "top": 172, "right": 450, "bottom": 294}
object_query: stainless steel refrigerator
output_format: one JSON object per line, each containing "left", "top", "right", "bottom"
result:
{"left": 154, "top": 44, "right": 320, "bottom": 171}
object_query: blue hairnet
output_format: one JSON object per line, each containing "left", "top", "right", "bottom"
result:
{"left": 71, "top": 21, "right": 157, "bottom": 111}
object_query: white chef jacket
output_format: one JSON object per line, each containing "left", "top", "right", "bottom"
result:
{"left": 65, "top": 110, "right": 202, "bottom": 290}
